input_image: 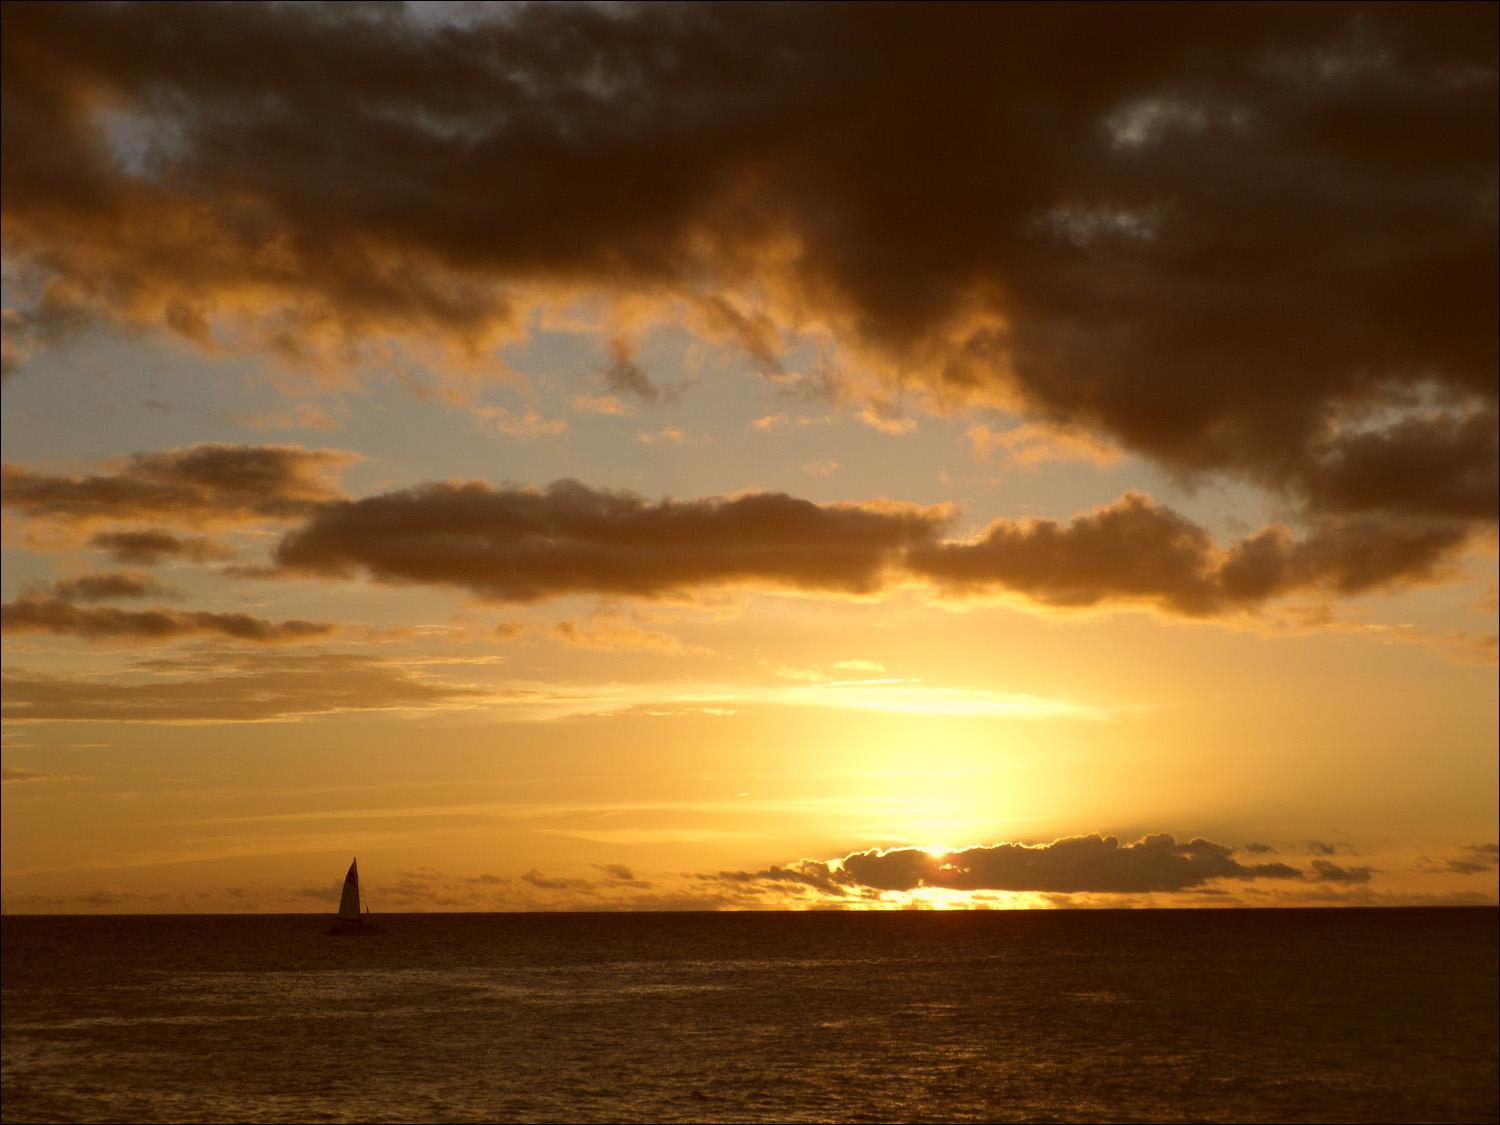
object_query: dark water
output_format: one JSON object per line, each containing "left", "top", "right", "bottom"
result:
{"left": 3, "top": 908, "right": 1496, "bottom": 1123}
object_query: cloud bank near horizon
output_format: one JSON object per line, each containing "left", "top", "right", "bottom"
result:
{"left": 709, "top": 833, "right": 1306, "bottom": 898}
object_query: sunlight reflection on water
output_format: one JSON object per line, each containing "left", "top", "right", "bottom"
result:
{"left": 3, "top": 909, "right": 1496, "bottom": 1123}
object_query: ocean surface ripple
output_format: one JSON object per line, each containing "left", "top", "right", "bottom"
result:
{"left": 3, "top": 908, "right": 1496, "bottom": 1123}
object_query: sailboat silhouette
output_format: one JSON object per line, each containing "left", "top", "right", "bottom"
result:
{"left": 326, "top": 857, "right": 383, "bottom": 935}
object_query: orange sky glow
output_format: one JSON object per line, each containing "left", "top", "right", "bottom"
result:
{"left": 2, "top": 2, "right": 1495, "bottom": 913}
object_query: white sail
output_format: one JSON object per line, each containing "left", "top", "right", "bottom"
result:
{"left": 337, "top": 858, "right": 362, "bottom": 920}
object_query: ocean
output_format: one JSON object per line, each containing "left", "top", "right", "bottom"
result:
{"left": 2, "top": 908, "right": 1495, "bottom": 1123}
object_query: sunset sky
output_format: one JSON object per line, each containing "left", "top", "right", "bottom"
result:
{"left": 2, "top": 1, "right": 1495, "bottom": 913}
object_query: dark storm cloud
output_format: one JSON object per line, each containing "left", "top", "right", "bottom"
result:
{"left": 273, "top": 478, "right": 948, "bottom": 601}
{"left": 3, "top": 3, "right": 1493, "bottom": 527}
{"left": 1298, "top": 410, "right": 1498, "bottom": 523}
{"left": 838, "top": 834, "right": 1303, "bottom": 894}
{"left": 1, "top": 593, "right": 334, "bottom": 644}
{"left": 1, "top": 445, "right": 354, "bottom": 528}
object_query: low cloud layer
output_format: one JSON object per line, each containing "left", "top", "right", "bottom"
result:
{"left": 1, "top": 766, "right": 59, "bottom": 784}
{"left": 1, "top": 653, "right": 486, "bottom": 723}
{"left": 699, "top": 831, "right": 1419, "bottom": 902}
{"left": 1419, "top": 843, "right": 1498, "bottom": 875}
{"left": 908, "top": 492, "right": 1473, "bottom": 616}
{"left": 275, "top": 477, "right": 1475, "bottom": 615}
{"left": 1306, "top": 858, "right": 1374, "bottom": 884}
{"left": 274, "top": 478, "right": 946, "bottom": 601}
{"left": 47, "top": 571, "right": 179, "bottom": 602}
{"left": 4, "top": 445, "right": 1481, "bottom": 622}
{"left": 86, "top": 530, "right": 234, "bottom": 565}
{"left": 836, "top": 834, "right": 1303, "bottom": 894}
{"left": 1, "top": 594, "right": 333, "bottom": 644}
{"left": 698, "top": 833, "right": 1337, "bottom": 902}
{"left": 4, "top": 565, "right": 330, "bottom": 645}
{"left": 1, "top": 445, "right": 354, "bottom": 530}
{"left": 2, "top": 4, "right": 1492, "bottom": 532}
